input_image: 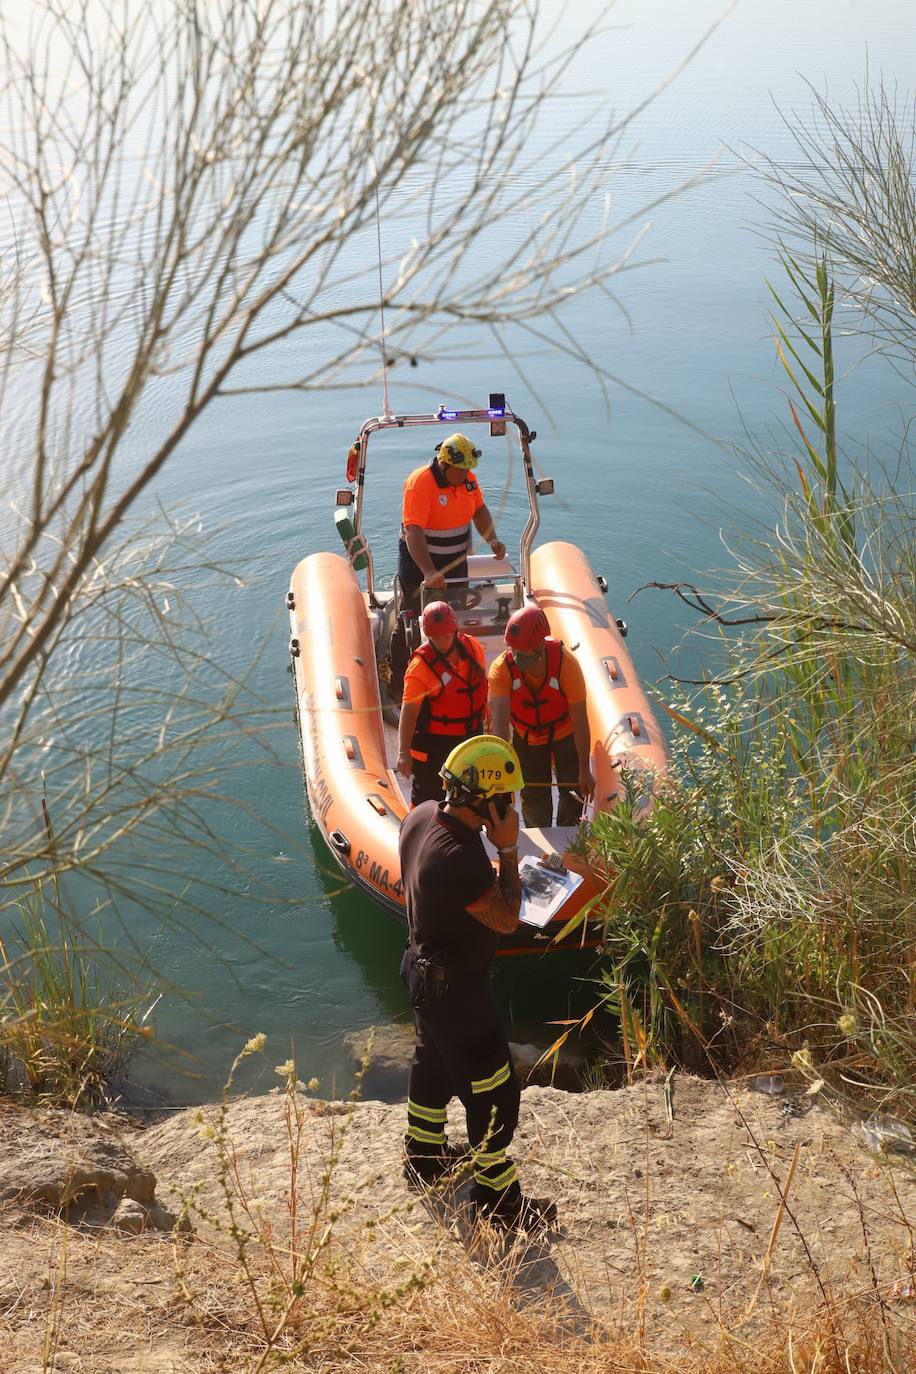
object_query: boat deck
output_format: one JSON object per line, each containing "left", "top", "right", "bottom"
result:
{"left": 380, "top": 711, "right": 579, "bottom": 859}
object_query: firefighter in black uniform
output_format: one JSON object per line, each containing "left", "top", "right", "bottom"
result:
{"left": 398, "top": 734, "right": 558, "bottom": 1232}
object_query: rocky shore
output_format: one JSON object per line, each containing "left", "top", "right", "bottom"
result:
{"left": 2, "top": 1069, "right": 914, "bottom": 1372}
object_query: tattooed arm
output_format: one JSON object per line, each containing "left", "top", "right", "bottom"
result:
{"left": 466, "top": 850, "right": 521, "bottom": 934}
{"left": 465, "top": 798, "right": 521, "bottom": 933}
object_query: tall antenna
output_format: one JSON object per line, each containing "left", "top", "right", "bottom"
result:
{"left": 374, "top": 181, "right": 392, "bottom": 419}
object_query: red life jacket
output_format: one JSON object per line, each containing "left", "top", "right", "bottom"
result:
{"left": 414, "top": 635, "right": 488, "bottom": 739}
{"left": 507, "top": 639, "right": 570, "bottom": 744}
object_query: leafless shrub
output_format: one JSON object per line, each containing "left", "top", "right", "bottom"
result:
{"left": 0, "top": 0, "right": 714, "bottom": 919}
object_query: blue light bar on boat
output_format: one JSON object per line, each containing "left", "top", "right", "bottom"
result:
{"left": 435, "top": 403, "right": 506, "bottom": 421}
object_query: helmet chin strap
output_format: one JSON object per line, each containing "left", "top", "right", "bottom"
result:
{"left": 443, "top": 776, "right": 493, "bottom": 816}
{"left": 463, "top": 791, "right": 510, "bottom": 821}
{"left": 446, "top": 784, "right": 486, "bottom": 813}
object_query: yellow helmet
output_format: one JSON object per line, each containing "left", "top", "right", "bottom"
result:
{"left": 434, "top": 432, "right": 481, "bottom": 470}
{"left": 440, "top": 734, "right": 523, "bottom": 801}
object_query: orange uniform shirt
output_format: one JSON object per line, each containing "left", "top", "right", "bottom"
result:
{"left": 401, "top": 463, "right": 484, "bottom": 535}
{"left": 488, "top": 645, "right": 585, "bottom": 743}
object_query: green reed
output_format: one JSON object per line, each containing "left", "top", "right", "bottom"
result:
{"left": 0, "top": 886, "right": 146, "bottom": 1105}
{"left": 582, "top": 239, "right": 915, "bottom": 1103}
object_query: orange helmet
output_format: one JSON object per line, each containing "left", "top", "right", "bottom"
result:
{"left": 422, "top": 600, "right": 458, "bottom": 637}
{"left": 505, "top": 605, "right": 550, "bottom": 652}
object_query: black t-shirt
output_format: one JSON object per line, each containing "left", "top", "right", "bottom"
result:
{"left": 398, "top": 801, "right": 498, "bottom": 976}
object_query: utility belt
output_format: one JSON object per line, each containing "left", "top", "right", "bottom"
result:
{"left": 513, "top": 719, "right": 574, "bottom": 748}
{"left": 410, "top": 716, "right": 484, "bottom": 757}
{"left": 401, "top": 948, "right": 450, "bottom": 1010}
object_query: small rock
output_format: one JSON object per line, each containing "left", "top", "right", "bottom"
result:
{"left": 148, "top": 1201, "right": 191, "bottom": 1234}
{"left": 750, "top": 1074, "right": 785, "bottom": 1096}
{"left": 111, "top": 1197, "right": 148, "bottom": 1233}
{"left": 344, "top": 1024, "right": 415, "bottom": 1101}
{"left": 508, "top": 1042, "right": 587, "bottom": 1091}
{"left": 858, "top": 1114, "right": 915, "bottom": 1156}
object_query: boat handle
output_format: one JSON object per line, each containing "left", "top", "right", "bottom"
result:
{"left": 335, "top": 675, "right": 352, "bottom": 707}
{"left": 328, "top": 830, "right": 351, "bottom": 856}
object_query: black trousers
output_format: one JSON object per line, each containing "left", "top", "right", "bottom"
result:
{"left": 389, "top": 540, "right": 470, "bottom": 701}
{"left": 396, "top": 536, "right": 469, "bottom": 612}
{"left": 401, "top": 954, "right": 521, "bottom": 1204}
{"left": 513, "top": 730, "right": 582, "bottom": 828}
{"left": 408, "top": 734, "right": 455, "bottom": 808}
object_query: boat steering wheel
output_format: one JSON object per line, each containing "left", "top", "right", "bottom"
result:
{"left": 448, "top": 587, "right": 483, "bottom": 612}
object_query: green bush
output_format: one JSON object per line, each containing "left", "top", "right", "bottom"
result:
{"left": 0, "top": 888, "right": 146, "bottom": 1105}
{"left": 584, "top": 230, "right": 915, "bottom": 1117}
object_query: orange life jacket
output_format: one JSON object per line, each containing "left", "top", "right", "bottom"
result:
{"left": 414, "top": 635, "right": 488, "bottom": 738}
{"left": 507, "top": 639, "right": 570, "bottom": 744}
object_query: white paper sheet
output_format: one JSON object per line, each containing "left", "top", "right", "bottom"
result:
{"left": 518, "top": 855, "right": 584, "bottom": 929}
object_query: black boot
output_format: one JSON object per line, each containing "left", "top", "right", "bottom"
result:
{"left": 387, "top": 611, "right": 417, "bottom": 704}
{"left": 473, "top": 1188, "right": 558, "bottom": 1233}
{"left": 403, "top": 1142, "right": 468, "bottom": 1190}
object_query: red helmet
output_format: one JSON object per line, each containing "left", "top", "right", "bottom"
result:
{"left": 505, "top": 605, "right": 550, "bottom": 652}
{"left": 422, "top": 600, "right": 458, "bottom": 637}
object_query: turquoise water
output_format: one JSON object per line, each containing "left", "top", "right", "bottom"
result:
{"left": 4, "top": 1, "right": 914, "bottom": 1104}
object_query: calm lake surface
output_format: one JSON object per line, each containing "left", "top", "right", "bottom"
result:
{"left": 5, "top": 0, "right": 914, "bottom": 1104}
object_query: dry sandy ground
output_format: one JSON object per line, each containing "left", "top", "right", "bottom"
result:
{"left": 1, "top": 1077, "right": 914, "bottom": 1371}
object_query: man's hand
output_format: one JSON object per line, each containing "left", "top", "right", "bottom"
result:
{"left": 489, "top": 539, "right": 506, "bottom": 560}
{"left": 578, "top": 764, "right": 596, "bottom": 800}
{"left": 483, "top": 797, "right": 520, "bottom": 852}
{"left": 423, "top": 569, "right": 446, "bottom": 590}
{"left": 467, "top": 797, "right": 522, "bottom": 933}
{"left": 396, "top": 749, "right": 413, "bottom": 778}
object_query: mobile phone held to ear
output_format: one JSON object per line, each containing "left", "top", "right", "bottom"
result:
{"left": 490, "top": 792, "right": 512, "bottom": 820}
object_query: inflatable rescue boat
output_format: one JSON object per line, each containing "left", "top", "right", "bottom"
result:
{"left": 288, "top": 399, "right": 667, "bottom": 954}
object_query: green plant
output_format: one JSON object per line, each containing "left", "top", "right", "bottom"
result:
{"left": 573, "top": 224, "right": 914, "bottom": 1099}
{"left": 0, "top": 886, "right": 147, "bottom": 1105}
{"left": 757, "top": 80, "right": 916, "bottom": 357}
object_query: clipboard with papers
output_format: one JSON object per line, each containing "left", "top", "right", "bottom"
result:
{"left": 518, "top": 855, "right": 584, "bottom": 929}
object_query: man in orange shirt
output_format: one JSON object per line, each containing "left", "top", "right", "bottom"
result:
{"left": 489, "top": 606, "right": 595, "bottom": 828}
{"left": 396, "top": 601, "right": 488, "bottom": 807}
{"left": 397, "top": 432, "right": 506, "bottom": 609}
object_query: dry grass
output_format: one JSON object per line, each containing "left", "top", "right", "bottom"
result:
{"left": 2, "top": 1205, "right": 914, "bottom": 1374}
{"left": 3, "top": 1061, "right": 914, "bottom": 1373}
